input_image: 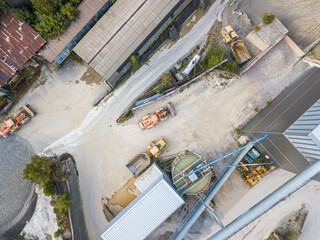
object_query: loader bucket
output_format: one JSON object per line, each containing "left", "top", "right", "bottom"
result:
{"left": 167, "top": 102, "right": 176, "bottom": 117}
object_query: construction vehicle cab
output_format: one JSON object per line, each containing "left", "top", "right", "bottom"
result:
{"left": 147, "top": 138, "right": 167, "bottom": 158}
{"left": 221, "top": 26, "right": 239, "bottom": 43}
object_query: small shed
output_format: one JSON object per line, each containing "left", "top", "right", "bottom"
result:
{"left": 101, "top": 167, "right": 184, "bottom": 240}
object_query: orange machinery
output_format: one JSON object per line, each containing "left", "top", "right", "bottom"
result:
{"left": 138, "top": 102, "right": 176, "bottom": 130}
{"left": 0, "top": 105, "right": 35, "bottom": 138}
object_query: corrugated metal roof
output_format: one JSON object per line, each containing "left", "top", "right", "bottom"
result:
{"left": 39, "top": 0, "right": 108, "bottom": 63}
{"left": 0, "top": 11, "right": 45, "bottom": 85}
{"left": 101, "top": 175, "right": 184, "bottom": 240}
{"left": 74, "top": 0, "right": 180, "bottom": 82}
{"left": 309, "top": 124, "right": 320, "bottom": 148}
{"left": 134, "top": 164, "right": 163, "bottom": 193}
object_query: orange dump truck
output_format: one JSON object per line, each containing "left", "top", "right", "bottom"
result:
{"left": 138, "top": 102, "right": 176, "bottom": 130}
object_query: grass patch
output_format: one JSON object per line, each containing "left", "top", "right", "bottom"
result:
{"left": 254, "top": 25, "right": 261, "bottom": 32}
{"left": 153, "top": 85, "right": 164, "bottom": 94}
{"left": 117, "top": 110, "right": 134, "bottom": 123}
{"left": 254, "top": 107, "right": 260, "bottom": 113}
{"left": 219, "top": 73, "right": 232, "bottom": 80}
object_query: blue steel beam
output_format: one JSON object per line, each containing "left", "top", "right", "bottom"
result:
{"left": 184, "top": 134, "right": 268, "bottom": 177}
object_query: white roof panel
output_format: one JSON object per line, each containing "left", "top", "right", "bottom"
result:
{"left": 309, "top": 124, "right": 320, "bottom": 149}
{"left": 101, "top": 176, "right": 184, "bottom": 240}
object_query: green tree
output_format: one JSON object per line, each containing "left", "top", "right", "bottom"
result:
{"left": 205, "top": 45, "right": 227, "bottom": 68}
{"left": 35, "top": 11, "right": 69, "bottom": 40}
{"left": 161, "top": 73, "right": 173, "bottom": 86}
{"left": 43, "top": 182, "right": 55, "bottom": 196}
{"left": 56, "top": 193, "right": 72, "bottom": 213}
{"left": 11, "top": 7, "right": 36, "bottom": 26}
{"left": 130, "top": 55, "right": 140, "bottom": 70}
{"left": 60, "top": 2, "right": 78, "bottom": 20}
{"left": 262, "top": 13, "right": 275, "bottom": 25}
{"left": 23, "top": 155, "right": 53, "bottom": 184}
{"left": 31, "top": 0, "right": 65, "bottom": 15}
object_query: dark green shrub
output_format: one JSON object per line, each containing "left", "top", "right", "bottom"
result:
{"left": 54, "top": 230, "right": 61, "bottom": 238}
{"left": 56, "top": 193, "right": 72, "bottom": 213}
{"left": 43, "top": 182, "right": 55, "bottom": 196}
{"left": 263, "top": 13, "right": 275, "bottom": 25}
{"left": 153, "top": 85, "right": 164, "bottom": 94}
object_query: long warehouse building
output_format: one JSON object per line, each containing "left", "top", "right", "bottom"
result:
{"left": 73, "top": 0, "right": 195, "bottom": 87}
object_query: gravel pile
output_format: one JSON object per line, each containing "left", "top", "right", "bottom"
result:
{"left": 0, "top": 135, "right": 35, "bottom": 233}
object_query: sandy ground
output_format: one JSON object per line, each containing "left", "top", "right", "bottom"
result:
{"left": 42, "top": 17, "right": 309, "bottom": 240}
{"left": 15, "top": 59, "right": 110, "bottom": 152}
{"left": 39, "top": 1, "right": 230, "bottom": 239}
{"left": 238, "top": 0, "right": 320, "bottom": 50}
{"left": 13, "top": 0, "right": 314, "bottom": 239}
{"left": 191, "top": 168, "right": 320, "bottom": 240}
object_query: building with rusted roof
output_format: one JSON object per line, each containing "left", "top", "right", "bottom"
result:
{"left": 39, "top": 0, "right": 110, "bottom": 66}
{"left": 0, "top": 12, "right": 45, "bottom": 86}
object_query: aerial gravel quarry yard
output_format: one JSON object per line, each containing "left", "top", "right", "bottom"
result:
{"left": 1, "top": 0, "right": 320, "bottom": 240}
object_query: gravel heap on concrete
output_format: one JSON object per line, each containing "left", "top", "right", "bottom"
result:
{"left": 0, "top": 135, "right": 35, "bottom": 233}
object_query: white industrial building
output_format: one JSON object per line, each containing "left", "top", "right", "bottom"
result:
{"left": 101, "top": 164, "right": 184, "bottom": 240}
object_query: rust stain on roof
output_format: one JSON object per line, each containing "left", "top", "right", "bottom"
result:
{"left": 0, "top": 11, "right": 45, "bottom": 85}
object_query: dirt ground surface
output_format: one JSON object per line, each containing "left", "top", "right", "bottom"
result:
{"left": 14, "top": 59, "right": 110, "bottom": 152}
{"left": 14, "top": 1, "right": 315, "bottom": 239}
{"left": 238, "top": 0, "right": 320, "bottom": 50}
{"left": 192, "top": 168, "right": 320, "bottom": 240}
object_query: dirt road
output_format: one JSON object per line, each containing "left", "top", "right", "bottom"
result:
{"left": 15, "top": 60, "right": 109, "bottom": 152}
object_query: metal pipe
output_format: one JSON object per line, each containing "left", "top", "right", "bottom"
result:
{"left": 208, "top": 160, "right": 320, "bottom": 240}
{"left": 170, "top": 145, "right": 253, "bottom": 240}
{"left": 212, "top": 162, "right": 273, "bottom": 169}
{"left": 184, "top": 134, "right": 268, "bottom": 177}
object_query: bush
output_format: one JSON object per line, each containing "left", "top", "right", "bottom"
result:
{"left": 56, "top": 193, "right": 72, "bottom": 213}
{"left": 60, "top": 3, "right": 78, "bottom": 20}
{"left": 205, "top": 45, "right": 227, "bottom": 68}
{"left": 263, "top": 13, "right": 275, "bottom": 25}
{"left": 254, "top": 25, "right": 261, "bottom": 32}
{"left": 161, "top": 73, "right": 173, "bottom": 86}
{"left": 220, "top": 61, "right": 238, "bottom": 73}
{"left": 54, "top": 230, "right": 61, "bottom": 238}
{"left": 23, "top": 155, "right": 53, "bottom": 184}
{"left": 130, "top": 55, "right": 140, "bottom": 70}
{"left": 266, "top": 100, "right": 271, "bottom": 105}
{"left": 43, "top": 182, "right": 55, "bottom": 196}
{"left": 153, "top": 85, "right": 164, "bottom": 94}
{"left": 110, "top": 0, "right": 117, "bottom": 4}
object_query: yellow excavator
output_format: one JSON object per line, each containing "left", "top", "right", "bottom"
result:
{"left": 127, "top": 138, "right": 167, "bottom": 176}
